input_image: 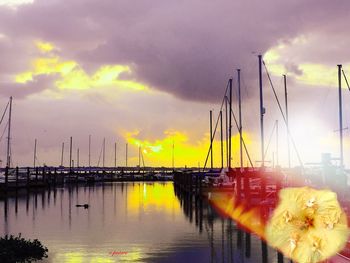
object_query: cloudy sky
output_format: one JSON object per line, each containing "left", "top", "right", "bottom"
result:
{"left": 0, "top": 0, "right": 350, "bottom": 168}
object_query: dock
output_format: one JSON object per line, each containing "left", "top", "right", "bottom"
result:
{"left": 0, "top": 166, "right": 178, "bottom": 195}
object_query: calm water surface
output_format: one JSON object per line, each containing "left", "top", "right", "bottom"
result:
{"left": 0, "top": 182, "right": 288, "bottom": 262}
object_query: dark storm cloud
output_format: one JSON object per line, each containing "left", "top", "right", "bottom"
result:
{"left": 0, "top": 0, "right": 349, "bottom": 101}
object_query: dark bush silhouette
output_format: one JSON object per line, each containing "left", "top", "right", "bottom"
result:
{"left": 0, "top": 234, "right": 48, "bottom": 262}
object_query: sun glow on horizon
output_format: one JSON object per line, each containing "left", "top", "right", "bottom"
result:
{"left": 123, "top": 129, "right": 254, "bottom": 167}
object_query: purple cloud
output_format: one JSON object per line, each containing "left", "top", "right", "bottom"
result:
{"left": 0, "top": 0, "right": 349, "bottom": 101}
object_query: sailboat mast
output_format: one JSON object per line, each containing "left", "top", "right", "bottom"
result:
{"left": 88, "top": 135, "right": 91, "bottom": 167}
{"left": 220, "top": 110, "right": 223, "bottom": 169}
{"left": 114, "top": 141, "right": 117, "bottom": 167}
{"left": 283, "top": 75, "right": 291, "bottom": 168}
{"left": 33, "top": 139, "right": 37, "bottom": 167}
{"left": 6, "top": 96, "right": 12, "bottom": 168}
{"left": 103, "top": 137, "right": 105, "bottom": 167}
{"left": 172, "top": 139, "right": 175, "bottom": 170}
{"left": 225, "top": 96, "right": 228, "bottom": 167}
{"left": 237, "top": 69, "right": 243, "bottom": 169}
{"left": 258, "top": 55, "right": 265, "bottom": 167}
{"left": 125, "top": 143, "right": 128, "bottom": 167}
{"left": 61, "top": 142, "right": 64, "bottom": 166}
{"left": 228, "top": 79, "right": 233, "bottom": 169}
{"left": 77, "top": 148, "right": 80, "bottom": 167}
{"left": 138, "top": 145, "right": 141, "bottom": 167}
{"left": 338, "top": 64, "right": 344, "bottom": 167}
{"left": 276, "top": 120, "right": 279, "bottom": 166}
{"left": 69, "top": 136, "right": 73, "bottom": 169}
{"left": 210, "top": 110, "right": 213, "bottom": 169}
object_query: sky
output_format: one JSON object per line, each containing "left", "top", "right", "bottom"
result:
{"left": 0, "top": 0, "right": 350, "bottom": 168}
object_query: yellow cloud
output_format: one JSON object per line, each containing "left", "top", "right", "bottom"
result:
{"left": 15, "top": 71, "right": 33, "bottom": 83}
{"left": 263, "top": 47, "right": 282, "bottom": 63}
{"left": 14, "top": 41, "right": 148, "bottom": 92}
{"left": 124, "top": 129, "right": 253, "bottom": 167}
{"left": 296, "top": 64, "right": 350, "bottom": 87}
{"left": 263, "top": 37, "right": 350, "bottom": 88}
{"left": 263, "top": 42, "right": 287, "bottom": 75}
{"left": 35, "top": 41, "right": 55, "bottom": 53}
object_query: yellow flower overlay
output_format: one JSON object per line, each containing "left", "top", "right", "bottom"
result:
{"left": 266, "top": 187, "right": 349, "bottom": 263}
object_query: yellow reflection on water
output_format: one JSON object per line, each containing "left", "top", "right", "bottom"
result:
{"left": 90, "top": 257, "right": 114, "bottom": 263}
{"left": 63, "top": 252, "right": 83, "bottom": 263}
{"left": 127, "top": 183, "right": 180, "bottom": 215}
{"left": 62, "top": 251, "right": 143, "bottom": 263}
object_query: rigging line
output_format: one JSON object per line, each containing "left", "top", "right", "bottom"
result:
{"left": 264, "top": 121, "right": 277, "bottom": 159}
{"left": 231, "top": 75, "right": 237, "bottom": 102}
{"left": 241, "top": 74, "right": 250, "bottom": 98}
{"left": 203, "top": 108, "right": 222, "bottom": 170}
{"left": 203, "top": 80, "right": 231, "bottom": 170}
{"left": 342, "top": 70, "right": 350, "bottom": 92}
{"left": 141, "top": 147, "right": 145, "bottom": 168}
{"left": 229, "top": 99, "right": 254, "bottom": 168}
{"left": 342, "top": 70, "right": 350, "bottom": 129}
{"left": 262, "top": 60, "right": 304, "bottom": 168}
{"left": 262, "top": 61, "right": 286, "bottom": 121}
{"left": 0, "top": 101, "right": 9, "bottom": 126}
{"left": 97, "top": 140, "right": 103, "bottom": 166}
{"left": 0, "top": 121, "right": 8, "bottom": 142}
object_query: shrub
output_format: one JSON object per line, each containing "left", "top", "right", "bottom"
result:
{"left": 0, "top": 234, "right": 48, "bottom": 263}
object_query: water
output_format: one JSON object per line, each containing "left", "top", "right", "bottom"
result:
{"left": 0, "top": 182, "right": 288, "bottom": 262}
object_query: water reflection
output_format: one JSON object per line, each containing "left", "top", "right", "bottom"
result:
{"left": 1, "top": 182, "right": 287, "bottom": 262}
{"left": 127, "top": 183, "right": 180, "bottom": 215}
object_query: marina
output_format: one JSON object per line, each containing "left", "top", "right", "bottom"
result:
{"left": 1, "top": 57, "right": 350, "bottom": 262}
{"left": 0, "top": 3, "right": 349, "bottom": 261}
{"left": 0, "top": 181, "right": 290, "bottom": 263}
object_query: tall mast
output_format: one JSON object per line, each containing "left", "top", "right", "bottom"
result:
{"left": 33, "top": 139, "right": 37, "bottom": 167}
{"left": 220, "top": 110, "right": 223, "bottom": 169}
{"left": 69, "top": 136, "right": 73, "bottom": 169}
{"left": 338, "top": 64, "right": 344, "bottom": 167}
{"left": 210, "top": 110, "right": 213, "bottom": 169}
{"left": 276, "top": 120, "right": 279, "bottom": 166}
{"left": 228, "top": 79, "right": 233, "bottom": 169}
{"left": 61, "top": 142, "right": 64, "bottom": 166}
{"left": 283, "top": 75, "right": 291, "bottom": 168}
{"left": 114, "top": 141, "right": 117, "bottom": 167}
{"left": 138, "top": 145, "right": 141, "bottom": 167}
{"left": 125, "top": 143, "right": 128, "bottom": 167}
{"left": 237, "top": 69, "right": 243, "bottom": 169}
{"left": 6, "top": 96, "right": 12, "bottom": 168}
{"left": 225, "top": 96, "right": 228, "bottom": 167}
{"left": 77, "top": 148, "right": 80, "bottom": 167}
{"left": 258, "top": 55, "right": 265, "bottom": 167}
{"left": 102, "top": 137, "right": 105, "bottom": 167}
{"left": 172, "top": 139, "right": 175, "bottom": 169}
{"left": 88, "top": 135, "right": 91, "bottom": 167}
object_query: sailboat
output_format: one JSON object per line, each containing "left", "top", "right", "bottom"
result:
{"left": 0, "top": 97, "right": 13, "bottom": 185}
